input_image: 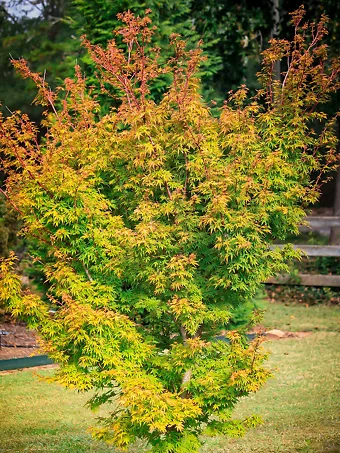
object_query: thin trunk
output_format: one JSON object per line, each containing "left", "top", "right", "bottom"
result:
{"left": 181, "top": 370, "right": 192, "bottom": 389}
{"left": 179, "top": 325, "right": 192, "bottom": 398}
{"left": 178, "top": 324, "right": 203, "bottom": 397}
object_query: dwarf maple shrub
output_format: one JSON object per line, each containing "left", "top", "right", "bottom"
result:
{"left": 0, "top": 8, "right": 339, "bottom": 453}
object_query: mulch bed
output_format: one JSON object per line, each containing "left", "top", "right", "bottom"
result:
{"left": 0, "top": 321, "right": 40, "bottom": 360}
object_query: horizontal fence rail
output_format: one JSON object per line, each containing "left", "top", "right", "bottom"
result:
{"left": 300, "top": 216, "right": 340, "bottom": 230}
{"left": 268, "top": 216, "right": 340, "bottom": 286}
{"left": 270, "top": 244, "right": 340, "bottom": 257}
{"left": 266, "top": 274, "right": 340, "bottom": 287}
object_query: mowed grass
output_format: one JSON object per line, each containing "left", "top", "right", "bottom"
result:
{"left": 262, "top": 298, "right": 340, "bottom": 333}
{"left": 0, "top": 301, "right": 339, "bottom": 453}
{"left": 202, "top": 330, "right": 340, "bottom": 453}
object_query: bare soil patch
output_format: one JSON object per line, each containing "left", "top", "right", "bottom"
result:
{"left": 249, "top": 324, "right": 313, "bottom": 340}
{"left": 265, "top": 328, "right": 312, "bottom": 340}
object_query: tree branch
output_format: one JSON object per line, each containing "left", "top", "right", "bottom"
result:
{"left": 184, "top": 152, "right": 189, "bottom": 196}
{"left": 180, "top": 325, "right": 187, "bottom": 344}
{"left": 83, "top": 264, "right": 93, "bottom": 282}
{"left": 0, "top": 5, "right": 19, "bottom": 24}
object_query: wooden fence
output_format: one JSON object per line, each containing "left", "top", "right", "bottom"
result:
{"left": 267, "top": 216, "right": 340, "bottom": 287}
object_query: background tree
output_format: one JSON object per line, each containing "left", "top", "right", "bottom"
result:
{"left": 0, "top": 1, "right": 76, "bottom": 120}
{"left": 1, "top": 9, "right": 339, "bottom": 452}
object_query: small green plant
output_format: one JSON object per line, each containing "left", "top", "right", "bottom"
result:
{"left": 0, "top": 8, "right": 339, "bottom": 453}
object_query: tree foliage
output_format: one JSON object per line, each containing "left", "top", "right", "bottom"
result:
{"left": 72, "top": 0, "right": 273, "bottom": 103}
{"left": 0, "top": 8, "right": 339, "bottom": 452}
{"left": 0, "top": 0, "right": 274, "bottom": 118}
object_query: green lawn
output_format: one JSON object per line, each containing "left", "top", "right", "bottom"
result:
{"left": 1, "top": 301, "right": 339, "bottom": 453}
{"left": 262, "top": 298, "right": 340, "bottom": 333}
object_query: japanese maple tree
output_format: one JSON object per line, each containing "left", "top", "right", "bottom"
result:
{"left": 0, "top": 7, "right": 339, "bottom": 453}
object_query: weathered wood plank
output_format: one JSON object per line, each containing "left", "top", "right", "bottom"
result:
{"left": 266, "top": 273, "right": 340, "bottom": 287}
{"left": 270, "top": 244, "right": 340, "bottom": 257}
{"left": 303, "top": 216, "right": 340, "bottom": 228}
